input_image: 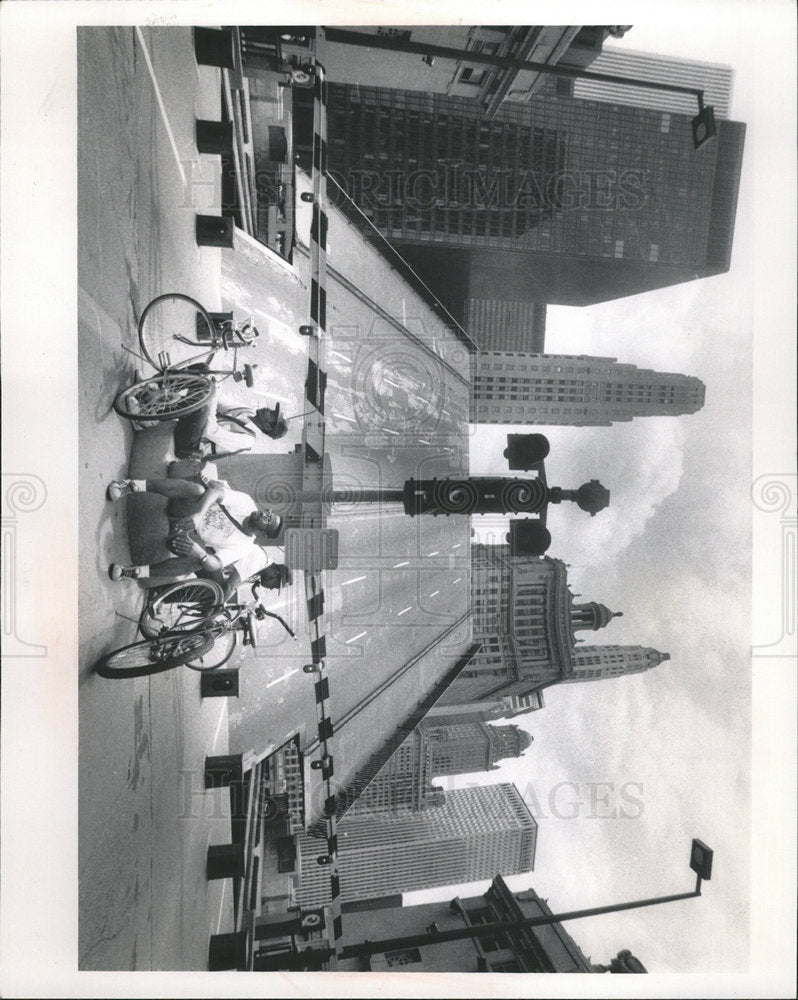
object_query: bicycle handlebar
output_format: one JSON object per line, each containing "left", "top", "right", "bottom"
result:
{"left": 249, "top": 583, "right": 297, "bottom": 639}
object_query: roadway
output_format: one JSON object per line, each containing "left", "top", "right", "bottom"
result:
{"left": 78, "top": 26, "right": 473, "bottom": 970}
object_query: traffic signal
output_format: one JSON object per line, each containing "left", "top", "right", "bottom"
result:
{"left": 503, "top": 433, "right": 550, "bottom": 470}
{"left": 508, "top": 518, "right": 552, "bottom": 556}
{"left": 403, "top": 477, "right": 548, "bottom": 516}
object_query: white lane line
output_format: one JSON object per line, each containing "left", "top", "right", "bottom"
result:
{"left": 330, "top": 350, "right": 351, "bottom": 363}
{"left": 332, "top": 411, "right": 357, "bottom": 423}
{"left": 134, "top": 27, "right": 187, "bottom": 187}
{"left": 216, "top": 880, "right": 227, "bottom": 934}
{"left": 427, "top": 551, "right": 439, "bottom": 556}
{"left": 429, "top": 591, "right": 439, "bottom": 598}
{"left": 393, "top": 561, "right": 409, "bottom": 568}
{"left": 266, "top": 668, "right": 299, "bottom": 689}
{"left": 453, "top": 578, "right": 462, "bottom": 584}
{"left": 346, "top": 631, "right": 367, "bottom": 644}
{"left": 342, "top": 575, "right": 367, "bottom": 586}
{"left": 382, "top": 378, "right": 402, "bottom": 389}
{"left": 212, "top": 700, "right": 228, "bottom": 750}
{"left": 418, "top": 439, "right": 430, "bottom": 445}
{"left": 397, "top": 607, "right": 412, "bottom": 617}
{"left": 382, "top": 428, "right": 400, "bottom": 436}
{"left": 451, "top": 543, "right": 462, "bottom": 549}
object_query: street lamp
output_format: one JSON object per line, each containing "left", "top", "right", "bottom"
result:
{"left": 285, "top": 839, "right": 714, "bottom": 969}
{"left": 320, "top": 27, "right": 717, "bottom": 150}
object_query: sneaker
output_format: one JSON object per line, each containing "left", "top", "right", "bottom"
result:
{"left": 109, "top": 563, "right": 141, "bottom": 581}
{"left": 106, "top": 480, "right": 139, "bottom": 501}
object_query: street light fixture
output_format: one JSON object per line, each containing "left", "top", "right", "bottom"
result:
{"left": 282, "top": 839, "right": 714, "bottom": 969}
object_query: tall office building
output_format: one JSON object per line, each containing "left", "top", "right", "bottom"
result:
{"left": 323, "top": 83, "right": 745, "bottom": 316}
{"left": 296, "top": 783, "right": 538, "bottom": 906}
{"left": 439, "top": 545, "right": 669, "bottom": 707}
{"left": 346, "top": 721, "right": 533, "bottom": 819}
{"left": 570, "top": 48, "right": 734, "bottom": 119}
{"left": 470, "top": 351, "right": 706, "bottom": 425}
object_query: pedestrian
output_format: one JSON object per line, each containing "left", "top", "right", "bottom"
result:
{"left": 106, "top": 477, "right": 289, "bottom": 593}
{"left": 171, "top": 370, "right": 287, "bottom": 460}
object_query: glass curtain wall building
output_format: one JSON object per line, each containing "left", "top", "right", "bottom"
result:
{"left": 324, "top": 84, "right": 745, "bottom": 314}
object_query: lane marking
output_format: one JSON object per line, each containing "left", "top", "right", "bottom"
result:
{"left": 453, "top": 578, "right": 462, "bottom": 584}
{"left": 393, "top": 561, "right": 409, "bottom": 568}
{"left": 266, "top": 668, "right": 299, "bottom": 689}
{"left": 216, "top": 880, "right": 227, "bottom": 934}
{"left": 212, "top": 700, "right": 228, "bottom": 750}
{"left": 342, "top": 575, "right": 367, "bottom": 586}
{"left": 451, "top": 543, "right": 462, "bottom": 549}
{"left": 332, "top": 411, "right": 357, "bottom": 423}
{"left": 427, "top": 551, "right": 439, "bottom": 556}
{"left": 429, "top": 591, "right": 439, "bottom": 597}
{"left": 330, "top": 350, "right": 351, "bottom": 363}
{"left": 346, "top": 631, "right": 367, "bottom": 644}
{"left": 382, "top": 428, "right": 400, "bottom": 436}
{"left": 134, "top": 27, "right": 188, "bottom": 188}
{"left": 397, "top": 607, "right": 412, "bottom": 617}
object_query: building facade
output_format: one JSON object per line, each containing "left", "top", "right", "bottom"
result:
{"left": 438, "top": 544, "right": 670, "bottom": 706}
{"left": 295, "top": 784, "right": 538, "bottom": 906}
{"left": 569, "top": 47, "right": 734, "bottom": 119}
{"left": 346, "top": 720, "right": 533, "bottom": 818}
{"left": 338, "top": 875, "right": 614, "bottom": 972}
{"left": 323, "top": 83, "right": 745, "bottom": 314}
{"left": 470, "top": 350, "right": 706, "bottom": 425}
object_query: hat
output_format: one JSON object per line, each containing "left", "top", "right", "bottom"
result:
{"left": 253, "top": 403, "right": 288, "bottom": 440}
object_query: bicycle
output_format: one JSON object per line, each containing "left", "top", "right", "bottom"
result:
{"left": 95, "top": 583, "right": 296, "bottom": 678}
{"left": 112, "top": 294, "right": 260, "bottom": 423}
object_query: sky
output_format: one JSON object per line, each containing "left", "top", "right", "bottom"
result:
{"left": 404, "top": 4, "right": 795, "bottom": 978}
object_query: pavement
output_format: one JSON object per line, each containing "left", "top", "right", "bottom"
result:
{"left": 78, "top": 26, "right": 473, "bottom": 971}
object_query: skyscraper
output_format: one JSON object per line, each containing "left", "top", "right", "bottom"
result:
{"left": 296, "top": 784, "right": 538, "bottom": 906}
{"left": 470, "top": 350, "right": 706, "bottom": 425}
{"left": 323, "top": 83, "right": 745, "bottom": 315}
{"left": 345, "top": 721, "right": 533, "bottom": 818}
{"left": 570, "top": 48, "right": 734, "bottom": 118}
{"left": 438, "top": 544, "right": 670, "bottom": 707}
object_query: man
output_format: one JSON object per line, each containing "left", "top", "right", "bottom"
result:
{"left": 171, "top": 372, "right": 287, "bottom": 459}
{"left": 106, "top": 477, "right": 291, "bottom": 598}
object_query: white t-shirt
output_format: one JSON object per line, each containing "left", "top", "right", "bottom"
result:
{"left": 197, "top": 488, "right": 268, "bottom": 579}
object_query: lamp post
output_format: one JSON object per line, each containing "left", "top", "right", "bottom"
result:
{"left": 320, "top": 27, "right": 717, "bottom": 149}
{"left": 282, "top": 839, "right": 713, "bottom": 970}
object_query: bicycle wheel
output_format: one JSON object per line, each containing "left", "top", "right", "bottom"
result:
{"left": 138, "top": 293, "right": 218, "bottom": 370}
{"left": 185, "top": 629, "right": 237, "bottom": 671}
{"left": 95, "top": 631, "right": 215, "bottom": 679}
{"left": 113, "top": 372, "right": 214, "bottom": 421}
{"left": 140, "top": 579, "right": 225, "bottom": 639}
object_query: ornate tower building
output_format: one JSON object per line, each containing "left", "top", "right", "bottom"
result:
{"left": 470, "top": 351, "right": 706, "bottom": 426}
{"left": 439, "top": 544, "right": 670, "bottom": 708}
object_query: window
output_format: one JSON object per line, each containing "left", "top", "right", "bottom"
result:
{"left": 384, "top": 948, "right": 422, "bottom": 967}
{"left": 491, "top": 959, "right": 522, "bottom": 972}
{"left": 460, "top": 67, "right": 487, "bottom": 86}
